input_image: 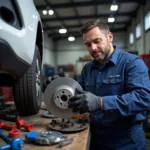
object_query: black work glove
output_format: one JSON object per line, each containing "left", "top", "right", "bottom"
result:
{"left": 68, "top": 88, "right": 101, "bottom": 114}
{"left": 42, "top": 75, "right": 60, "bottom": 93}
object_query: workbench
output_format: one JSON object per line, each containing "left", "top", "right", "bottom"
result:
{"left": 0, "top": 109, "right": 90, "bottom": 150}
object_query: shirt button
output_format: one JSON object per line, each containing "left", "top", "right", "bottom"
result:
{"left": 99, "top": 72, "right": 101, "bottom": 74}
{"left": 97, "top": 84, "right": 98, "bottom": 87}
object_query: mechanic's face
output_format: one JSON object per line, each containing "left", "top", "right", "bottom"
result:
{"left": 83, "top": 26, "right": 114, "bottom": 64}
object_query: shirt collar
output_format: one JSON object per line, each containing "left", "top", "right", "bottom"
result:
{"left": 91, "top": 46, "right": 120, "bottom": 68}
{"left": 109, "top": 46, "right": 120, "bottom": 65}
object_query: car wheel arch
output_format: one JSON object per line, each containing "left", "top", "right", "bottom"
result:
{"left": 36, "top": 21, "right": 43, "bottom": 60}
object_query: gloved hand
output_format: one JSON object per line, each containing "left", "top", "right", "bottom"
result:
{"left": 42, "top": 75, "right": 60, "bottom": 93}
{"left": 68, "top": 88, "right": 101, "bottom": 114}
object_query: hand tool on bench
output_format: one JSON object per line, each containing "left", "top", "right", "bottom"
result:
{"left": 25, "top": 131, "right": 66, "bottom": 145}
{"left": 0, "top": 130, "right": 24, "bottom": 150}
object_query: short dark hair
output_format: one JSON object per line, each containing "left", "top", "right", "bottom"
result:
{"left": 80, "top": 19, "right": 110, "bottom": 35}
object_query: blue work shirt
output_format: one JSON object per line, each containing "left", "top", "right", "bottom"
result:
{"left": 78, "top": 46, "right": 150, "bottom": 131}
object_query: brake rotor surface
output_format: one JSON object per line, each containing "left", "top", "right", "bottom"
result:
{"left": 44, "top": 77, "right": 83, "bottom": 118}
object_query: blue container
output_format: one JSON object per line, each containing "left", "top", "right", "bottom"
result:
{"left": 45, "top": 67, "right": 57, "bottom": 77}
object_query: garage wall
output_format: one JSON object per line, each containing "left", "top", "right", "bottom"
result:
{"left": 42, "top": 33, "right": 55, "bottom": 66}
{"left": 127, "top": 0, "right": 150, "bottom": 54}
{"left": 144, "top": 0, "right": 150, "bottom": 54}
{"left": 55, "top": 38, "right": 88, "bottom": 65}
{"left": 136, "top": 6, "right": 144, "bottom": 54}
{"left": 145, "top": 30, "right": 150, "bottom": 54}
{"left": 41, "top": 33, "right": 55, "bottom": 75}
{"left": 55, "top": 31, "right": 127, "bottom": 65}
{"left": 113, "top": 31, "right": 127, "bottom": 51}
{"left": 127, "top": 19, "right": 136, "bottom": 51}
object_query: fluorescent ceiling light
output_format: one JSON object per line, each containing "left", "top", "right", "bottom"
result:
{"left": 110, "top": 5, "right": 118, "bottom": 11}
{"left": 59, "top": 29, "right": 67, "bottom": 34}
{"left": 48, "top": 10, "right": 54, "bottom": 15}
{"left": 108, "top": 17, "right": 115, "bottom": 23}
{"left": 68, "top": 36, "right": 75, "bottom": 41}
{"left": 42, "top": 10, "right": 47, "bottom": 15}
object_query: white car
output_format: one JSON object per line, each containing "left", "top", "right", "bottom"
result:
{"left": 0, "top": 0, "right": 43, "bottom": 115}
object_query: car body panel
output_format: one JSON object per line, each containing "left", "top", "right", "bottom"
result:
{"left": 0, "top": 0, "right": 40, "bottom": 65}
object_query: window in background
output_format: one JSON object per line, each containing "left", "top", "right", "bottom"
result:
{"left": 145, "top": 10, "right": 150, "bottom": 31}
{"left": 129, "top": 32, "right": 134, "bottom": 44}
{"left": 136, "top": 23, "right": 141, "bottom": 39}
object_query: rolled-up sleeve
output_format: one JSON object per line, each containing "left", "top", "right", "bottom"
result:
{"left": 103, "top": 58, "right": 150, "bottom": 116}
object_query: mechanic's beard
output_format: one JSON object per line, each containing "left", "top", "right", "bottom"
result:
{"left": 103, "top": 48, "right": 111, "bottom": 62}
{"left": 96, "top": 46, "right": 111, "bottom": 63}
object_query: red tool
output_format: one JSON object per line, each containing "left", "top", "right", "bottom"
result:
{"left": 0, "top": 122, "right": 16, "bottom": 131}
{"left": 16, "top": 116, "right": 33, "bottom": 132}
{"left": 9, "top": 130, "right": 20, "bottom": 138}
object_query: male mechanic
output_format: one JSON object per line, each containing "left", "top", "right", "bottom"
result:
{"left": 43, "top": 20, "right": 150, "bottom": 150}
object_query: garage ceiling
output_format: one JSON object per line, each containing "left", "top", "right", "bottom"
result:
{"left": 33, "top": 0, "right": 145, "bottom": 40}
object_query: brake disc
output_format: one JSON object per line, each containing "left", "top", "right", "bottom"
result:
{"left": 44, "top": 77, "right": 83, "bottom": 118}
